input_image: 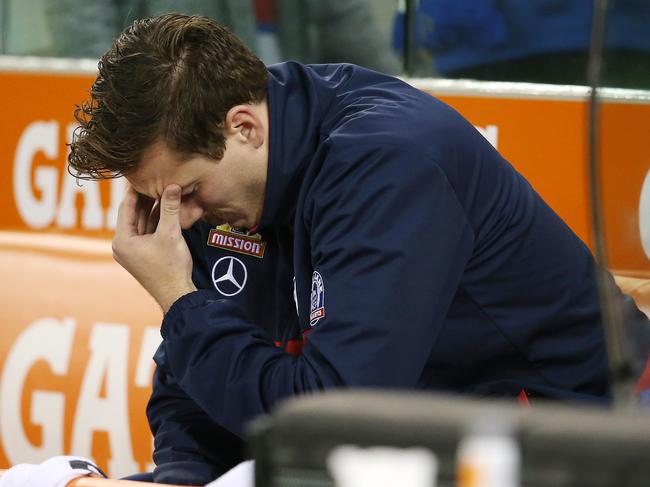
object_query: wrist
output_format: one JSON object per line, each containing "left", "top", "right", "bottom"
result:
{"left": 159, "top": 281, "right": 197, "bottom": 314}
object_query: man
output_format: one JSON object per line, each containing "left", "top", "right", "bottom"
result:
{"left": 69, "top": 13, "right": 618, "bottom": 485}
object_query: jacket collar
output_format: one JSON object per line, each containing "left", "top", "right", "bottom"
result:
{"left": 256, "top": 62, "right": 327, "bottom": 232}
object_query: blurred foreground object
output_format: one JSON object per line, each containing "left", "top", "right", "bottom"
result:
{"left": 456, "top": 422, "right": 519, "bottom": 487}
{"left": 251, "top": 390, "right": 650, "bottom": 487}
{"left": 586, "top": 0, "right": 650, "bottom": 407}
{"left": 327, "top": 446, "right": 438, "bottom": 487}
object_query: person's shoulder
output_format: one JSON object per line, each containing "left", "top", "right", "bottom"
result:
{"left": 268, "top": 61, "right": 357, "bottom": 85}
{"left": 316, "top": 129, "right": 440, "bottom": 195}
{"left": 322, "top": 87, "right": 475, "bottom": 165}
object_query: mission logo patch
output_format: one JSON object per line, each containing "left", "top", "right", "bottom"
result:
{"left": 207, "top": 224, "right": 267, "bottom": 258}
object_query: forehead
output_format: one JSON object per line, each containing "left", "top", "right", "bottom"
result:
{"left": 126, "top": 141, "right": 188, "bottom": 198}
{"left": 140, "top": 140, "right": 183, "bottom": 172}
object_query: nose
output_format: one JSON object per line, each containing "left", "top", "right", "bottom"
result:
{"left": 179, "top": 199, "right": 204, "bottom": 229}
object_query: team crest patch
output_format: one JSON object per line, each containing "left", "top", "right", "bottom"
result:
{"left": 207, "top": 224, "right": 267, "bottom": 258}
{"left": 310, "top": 271, "right": 325, "bottom": 326}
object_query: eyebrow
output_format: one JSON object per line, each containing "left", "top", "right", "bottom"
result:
{"left": 131, "top": 182, "right": 195, "bottom": 201}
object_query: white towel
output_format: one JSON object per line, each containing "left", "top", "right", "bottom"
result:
{"left": 0, "top": 456, "right": 106, "bottom": 487}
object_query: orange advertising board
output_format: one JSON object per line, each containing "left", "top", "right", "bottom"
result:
{"left": 0, "top": 63, "right": 158, "bottom": 477}
{"left": 0, "top": 233, "right": 161, "bottom": 477}
{"left": 0, "top": 60, "right": 649, "bottom": 477}
{"left": 0, "top": 69, "right": 121, "bottom": 239}
{"left": 598, "top": 102, "right": 650, "bottom": 275}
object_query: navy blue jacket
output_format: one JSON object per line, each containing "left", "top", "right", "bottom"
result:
{"left": 147, "top": 62, "right": 611, "bottom": 483}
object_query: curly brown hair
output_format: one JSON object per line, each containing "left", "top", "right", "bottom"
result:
{"left": 68, "top": 13, "right": 268, "bottom": 179}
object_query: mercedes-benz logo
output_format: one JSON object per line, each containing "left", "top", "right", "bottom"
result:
{"left": 211, "top": 256, "right": 248, "bottom": 296}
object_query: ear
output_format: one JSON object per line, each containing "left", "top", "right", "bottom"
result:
{"left": 225, "top": 105, "right": 265, "bottom": 149}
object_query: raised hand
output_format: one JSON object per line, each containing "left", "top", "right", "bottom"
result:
{"left": 112, "top": 183, "right": 197, "bottom": 313}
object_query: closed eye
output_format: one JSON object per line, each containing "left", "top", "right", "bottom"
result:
{"left": 181, "top": 185, "right": 198, "bottom": 201}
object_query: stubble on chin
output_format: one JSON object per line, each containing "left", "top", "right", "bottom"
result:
{"left": 201, "top": 214, "right": 224, "bottom": 226}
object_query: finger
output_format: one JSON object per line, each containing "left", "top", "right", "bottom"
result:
{"left": 147, "top": 199, "right": 161, "bottom": 234}
{"left": 156, "top": 184, "right": 182, "bottom": 235}
{"left": 136, "top": 205, "right": 146, "bottom": 235}
{"left": 115, "top": 185, "right": 139, "bottom": 237}
{"left": 136, "top": 195, "right": 155, "bottom": 235}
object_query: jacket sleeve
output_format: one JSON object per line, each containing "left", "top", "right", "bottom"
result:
{"left": 161, "top": 144, "right": 475, "bottom": 437}
{"left": 147, "top": 345, "right": 244, "bottom": 485}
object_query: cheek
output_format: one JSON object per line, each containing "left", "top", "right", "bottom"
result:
{"left": 198, "top": 189, "right": 225, "bottom": 210}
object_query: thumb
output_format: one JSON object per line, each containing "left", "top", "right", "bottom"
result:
{"left": 157, "top": 184, "right": 182, "bottom": 234}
